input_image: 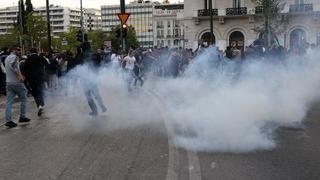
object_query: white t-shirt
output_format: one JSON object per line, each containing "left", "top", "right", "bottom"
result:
{"left": 124, "top": 55, "right": 136, "bottom": 70}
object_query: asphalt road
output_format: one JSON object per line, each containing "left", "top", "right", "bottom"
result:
{"left": 0, "top": 94, "right": 320, "bottom": 180}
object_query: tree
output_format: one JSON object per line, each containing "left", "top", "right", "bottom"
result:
{"left": 17, "top": 0, "right": 26, "bottom": 34}
{"left": 252, "top": 0, "right": 286, "bottom": 49}
{"left": 87, "top": 30, "right": 108, "bottom": 51}
{"left": 127, "top": 26, "right": 139, "bottom": 49}
{"left": 0, "top": 28, "right": 19, "bottom": 49}
{"left": 26, "top": 14, "right": 47, "bottom": 49}
{"left": 109, "top": 25, "right": 139, "bottom": 52}
{"left": 25, "top": 0, "right": 34, "bottom": 16}
{"left": 52, "top": 28, "right": 81, "bottom": 53}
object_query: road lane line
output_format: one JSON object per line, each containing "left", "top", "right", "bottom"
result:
{"left": 187, "top": 151, "right": 202, "bottom": 180}
{"left": 143, "top": 89, "right": 179, "bottom": 180}
{"left": 145, "top": 88, "right": 202, "bottom": 180}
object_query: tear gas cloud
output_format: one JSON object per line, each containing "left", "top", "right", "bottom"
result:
{"left": 48, "top": 48, "right": 320, "bottom": 153}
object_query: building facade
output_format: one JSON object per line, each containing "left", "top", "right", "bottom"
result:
{"left": 0, "top": 6, "right": 19, "bottom": 35}
{"left": 0, "top": 5, "right": 102, "bottom": 36}
{"left": 184, "top": 0, "right": 320, "bottom": 50}
{"left": 101, "top": 0, "right": 154, "bottom": 48}
{"left": 85, "top": 9, "right": 102, "bottom": 31}
{"left": 153, "top": 3, "right": 185, "bottom": 48}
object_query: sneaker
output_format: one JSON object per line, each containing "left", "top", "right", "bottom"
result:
{"left": 102, "top": 107, "right": 107, "bottom": 113}
{"left": 19, "top": 117, "right": 31, "bottom": 123}
{"left": 5, "top": 121, "right": 18, "bottom": 128}
{"left": 38, "top": 106, "right": 44, "bottom": 117}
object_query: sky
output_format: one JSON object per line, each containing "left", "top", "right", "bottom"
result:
{"left": 0, "top": 0, "right": 182, "bottom": 9}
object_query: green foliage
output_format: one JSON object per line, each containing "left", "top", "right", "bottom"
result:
{"left": 0, "top": 31, "right": 19, "bottom": 49}
{"left": 127, "top": 26, "right": 139, "bottom": 49}
{"left": 17, "top": 0, "right": 27, "bottom": 34}
{"left": 251, "top": 0, "right": 286, "bottom": 47}
{"left": 87, "top": 30, "right": 108, "bottom": 51}
{"left": 252, "top": 0, "right": 285, "bottom": 20}
{"left": 54, "top": 28, "right": 81, "bottom": 53}
{"left": 109, "top": 25, "right": 139, "bottom": 52}
{"left": 26, "top": 14, "right": 47, "bottom": 49}
{"left": 25, "top": 0, "right": 33, "bottom": 15}
{"left": 109, "top": 28, "right": 121, "bottom": 52}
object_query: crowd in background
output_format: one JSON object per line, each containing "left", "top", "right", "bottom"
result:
{"left": 0, "top": 40, "right": 319, "bottom": 128}
{"left": 1, "top": 41, "right": 319, "bottom": 97}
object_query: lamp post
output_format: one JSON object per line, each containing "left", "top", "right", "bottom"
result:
{"left": 80, "top": 0, "right": 84, "bottom": 42}
{"left": 18, "top": 0, "right": 24, "bottom": 54}
{"left": 209, "top": 0, "right": 214, "bottom": 45}
{"left": 120, "top": 0, "right": 126, "bottom": 51}
{"left": 46, "top": 0, "right": 52, "bottom": 53}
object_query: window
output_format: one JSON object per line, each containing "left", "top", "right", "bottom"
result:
{"left": 233, "top": 0, "right": 241, "bottom": 8}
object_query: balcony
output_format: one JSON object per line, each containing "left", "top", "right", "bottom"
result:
{"left": 289, "top": 4, "right": 313, "bottom": 13}
{"left": 198, "top": 9, "right": 218, "bottom": 17}
{"left": 226, "top": 7, "right": 247, "bottom": 16}
{"left": 255, "top": 6, "right": 263, "bottom": 14}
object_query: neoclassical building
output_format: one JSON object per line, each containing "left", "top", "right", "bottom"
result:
{"left": 184, "top": 0, "right": 320, "bottom": 50}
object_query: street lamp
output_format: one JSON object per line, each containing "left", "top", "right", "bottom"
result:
{"left": 80, "top": 0, "right": 84, "bottom": 43}
{"left": 209, "top": 0, "right": 214, "bottom": 45}
{"left": 46, "top": 0, "right": 52, "bottom": 53}
{"left": 18, "top": 0, "right": 24, "bottom": 54}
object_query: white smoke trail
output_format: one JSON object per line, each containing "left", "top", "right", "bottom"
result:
{"left": 48, "top": 48, "right": 320, "bottom": 153}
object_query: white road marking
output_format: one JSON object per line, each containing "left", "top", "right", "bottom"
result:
{"left": 145, "top": 89, "right": 202, "bottom": 180}
{"left": 188, "top": 151, "right": 202, "bottom": 180}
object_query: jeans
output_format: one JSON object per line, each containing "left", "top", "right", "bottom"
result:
{"left": 126, "top": 70, "right": 134, "bottom": 92}
{"left": 84, "top": 84, "right": 106, "bottom": 114}
{"left": 5, "top": 83, "right": 27, "bottom": 122}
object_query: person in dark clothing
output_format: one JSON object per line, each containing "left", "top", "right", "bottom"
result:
{"left": 225, "top": 46, "right": 233, "bottom": 59}
{"left": 0, "top": 48, "right": 10, "bottom": 96}
{"left": 19, "top": 56, "right": 32, "bottom": 95}
{"left": 133, "top": 49, "right": 144, "bottom": 87}
{"left": 79, "top": 41, "right": 107, "bottom": 116}
{"left": 91, "top": 48, "right": 103, "bottom": 69}
{"left": 65, "top": 51, "right": 76, "bottom": 72}
{"left": 24, "top": 48, "right": 49, "bottom": 116}
{"left": 47, "top": 53, "right": 59, "bottom": 90}
{"left": 168, "top": 50, "right": 181, "bottom": 78}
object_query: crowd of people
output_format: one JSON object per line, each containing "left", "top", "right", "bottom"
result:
{"left": 0, "top": 40, "right": 318, "bottom": 128}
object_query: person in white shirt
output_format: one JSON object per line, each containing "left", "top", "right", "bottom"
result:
{"left": 123, "top": 50, "right": 136, "bottom": 92}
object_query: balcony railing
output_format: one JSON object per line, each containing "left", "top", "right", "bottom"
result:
{"left": 255, "top": 6, "right": 263, "bottom": 14}
{"left": 226, "top": 7, "right": 247, "bottom": 16}
{"left": 198, "top": 9, "right": 218, "bottom": 17}
{"left": 289, "top": 4, "right": 313, "bottom": 12}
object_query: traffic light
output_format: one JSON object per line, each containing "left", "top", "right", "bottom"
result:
{"left": 122, "top": 24, "right": 127, "bottom": 38}
{"left": 116, "top": 28, "right": 121, "bottom": 38}
{"left": 76, "top": 30, "right": 83, "bottom": 42}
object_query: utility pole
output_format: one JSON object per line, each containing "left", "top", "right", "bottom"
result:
{"left": 18, "top": 0, "right": 24, "bottom": 54}
{"left": 80, "top": 0, "right": 84, "bottom": 43}
{"left": 264, "top": 0, "right": 270, "bottom": 51}
{"left": 120, "top": 0, "right": 126, "bottom": 51}
{"left": 209, "top": 0, "right": 214, "bottom": 45}
{"left": 46, "top": 0, "right": 52, "bottom": 53}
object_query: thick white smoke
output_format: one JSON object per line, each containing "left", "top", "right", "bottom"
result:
{"left": 47, "top": 48, "right": 320, "bottom": 153}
